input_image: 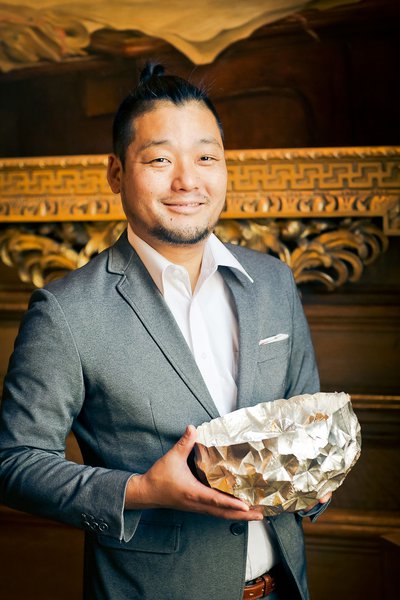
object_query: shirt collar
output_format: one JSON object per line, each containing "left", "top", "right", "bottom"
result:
{"left": 127, "top": 225, "right": 253, "bottom": 294}
{"left": 205, "top": 232, "right": 253, "bottom": 283}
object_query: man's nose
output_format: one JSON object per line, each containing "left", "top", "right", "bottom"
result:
{"left": 171, "top": 160, "right": 199, "bottom": 191}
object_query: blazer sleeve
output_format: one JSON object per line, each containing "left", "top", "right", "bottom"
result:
{"left": 0, "top": 288, "right": 140, "bottom": 542}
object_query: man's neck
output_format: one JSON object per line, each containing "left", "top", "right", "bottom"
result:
{"left": 128, "top": 225, "right": 207, "bottom": 292}
{"left": 156, "top": 244, "right": 205, "bottom": 291}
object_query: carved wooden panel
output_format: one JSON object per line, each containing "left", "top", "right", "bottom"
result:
{"left": 0, "top": 147, "right": 398, "bottom": 291}
{"left": 1, "top": 148, "right": 399, "bottom": 230}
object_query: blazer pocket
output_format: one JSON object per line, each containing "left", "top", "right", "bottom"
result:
{"left": 98, "top": 521, "right": 181, "bottom": 554}
{"left": 257, "top": 336, "right": 290, "bottom": 363}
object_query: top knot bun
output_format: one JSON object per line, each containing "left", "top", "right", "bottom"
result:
{"left": 113, "top": 62, "right": 223, "bottom": 165}
{"left": 139, "top": 63, "right": 165, "bottom": 84}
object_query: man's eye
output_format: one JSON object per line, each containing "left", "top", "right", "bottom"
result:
{"left": 200, "top": 156, "right": 214, "bottom": 162}
{"left": 151, "top": 157, "right": 169, "bottom": 164}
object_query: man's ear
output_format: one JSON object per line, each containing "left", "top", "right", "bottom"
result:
{"left": 107, "top": 155, "right": 122, "bottom": 194}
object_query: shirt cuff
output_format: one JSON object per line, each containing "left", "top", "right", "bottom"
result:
{"left": 119, "top": 474, "right": 143, "bottom": 542}
{"left": 297, "top": 497, "right": 331, "bottom": 522}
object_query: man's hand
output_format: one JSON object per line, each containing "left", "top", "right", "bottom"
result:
{"left": 125, "top": 425, "right": 264, "bottom": 521}
{"left": 304, "top": 492, "right": 332, "bottom": 512}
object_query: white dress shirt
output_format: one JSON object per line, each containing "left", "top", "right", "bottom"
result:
{"left": 128, "top": 226, "right": 279, "bottom": 581}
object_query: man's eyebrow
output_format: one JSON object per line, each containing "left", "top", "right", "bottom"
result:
{"left": 137, "top": 137, "right": 223, "bottom": 152}
{"left": 137, "top": 139, "right": 170, "bottom": 152}
{"left": 198, "top": 137, "right": 223, "bottom": 149}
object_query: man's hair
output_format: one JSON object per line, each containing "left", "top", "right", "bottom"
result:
{"left": 112, "top": 63, "right": 224, "bottom": 166}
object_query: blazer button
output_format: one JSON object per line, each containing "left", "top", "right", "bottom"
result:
{"left": 230, "top": 522, "right": 245, "bottom": 536}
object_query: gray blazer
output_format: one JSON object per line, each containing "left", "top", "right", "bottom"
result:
{"left": 0, "top": 231, "right": 320, "bottom": 600}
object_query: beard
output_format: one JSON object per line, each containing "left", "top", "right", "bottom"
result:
{"left": 149, "top": 222, "right": 214, "bottom": 245}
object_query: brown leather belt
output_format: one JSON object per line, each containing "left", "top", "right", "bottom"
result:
{"left": 243, "top": 572, "right": 276, "bottom": 599}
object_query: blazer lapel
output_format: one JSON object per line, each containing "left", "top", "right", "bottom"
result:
{"left": 219, "top": 266, "right": 259, "bottom": 410}
{"left": 108, "top": 232, "right": 219, "bottom": 420}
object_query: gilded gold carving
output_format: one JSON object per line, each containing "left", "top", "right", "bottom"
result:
{"left": 0, "top": 3, "right": 89, "bottom": 72}
{"left": 0, "top": 147, "right": 398, "bottom": 289}
{"left": 0, "top": 218, "right": 387, "bottom": 291}
{"left": 0, "top": 156, "right": 122, "bottom": 221}
{"left": 0, "top": 222, "right": 126, "bottom": 288}
{"left": 223, "top": 147, "right": 400, "bottom": 228}
{"left": 0, "top": 1, "right": 357, "bottom": 72}
{"left": 0, "top": 148, "right": 399, "bottom": 234}
{"left": 215, "top": 219, "right": 388, "bottom": 291}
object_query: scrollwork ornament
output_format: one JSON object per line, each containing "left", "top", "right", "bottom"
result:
{"left": 0, "top": 217, "right": 390, "bottom": 290}
{"left": 0, "top": 221, "right": 126, "bottom": 288}
{"left": 215, "top": 218, "right": 388, "bottom": 291}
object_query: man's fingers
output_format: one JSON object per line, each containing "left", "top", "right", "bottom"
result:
{"left": 304, "top": 491, "right": 333, "bottom": 512}
{"left": 318, "top": 492, "right": 332, "bottom": 504}
{"left": 188, "top": 496, "right": 263, "bottom": 521}
{"left": 202, "top": 487, "right": 249, "bottom": 512}
{"left": 185, "top": 478, "right": 261, "bottom": 517}
{"left": 140, "top": 425, "right": 266, "bottom": 521}
{"left": 192, "top": 491, "right": 264, "bottom": 521}
{"left": 208, "top": 506, "right": 264, "bottom": 521}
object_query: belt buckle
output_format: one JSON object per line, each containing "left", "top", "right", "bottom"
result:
{"left": 244, "top": 572, "right": 276, "bottom": 599}
{"left": 261, "top": 573, "right": 276, "bottom": 595}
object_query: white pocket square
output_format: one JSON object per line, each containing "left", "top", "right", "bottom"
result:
{"left": 259, "top": 333, "right": 289, "bottom": 346}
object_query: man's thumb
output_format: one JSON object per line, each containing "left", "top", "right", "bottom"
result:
{"left": 175, "top": 424, "right": 197, "bottom": 455}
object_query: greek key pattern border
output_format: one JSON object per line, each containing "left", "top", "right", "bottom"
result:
{"left": 0, "top": 147, "right": 399, "bottom": 235}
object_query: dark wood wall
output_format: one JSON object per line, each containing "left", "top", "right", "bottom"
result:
{"left": 0, "top": 0, "right": 399, "bottom": 158}
{"left": 0, "top": 1, "right": 399, "bottom": 598}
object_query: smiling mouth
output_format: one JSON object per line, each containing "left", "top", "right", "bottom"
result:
{"left": 164, "top": 199, "right": 205, "bottom": 206}
{"left": 170, "top": 202, "right": 201, "bottom": 206}
{"left": 163, "top": 202, "right": 205, "bottom": 214}
{"left": 162, "top": 197, "right": 208, "bottom": 212}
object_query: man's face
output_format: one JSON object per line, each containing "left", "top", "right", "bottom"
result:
{"left": 107, "top": 100, "right": 227, "bottom": 253}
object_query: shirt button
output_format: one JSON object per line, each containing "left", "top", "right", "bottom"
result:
{"left": 230, "top": 522, "right": 245, "bottom": 536}
{"left": 201, "top": 352, "right": 207, "bottom": 359}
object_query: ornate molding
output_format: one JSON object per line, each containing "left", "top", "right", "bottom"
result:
{"left": 0, "top": 155, "right": 116, "bottom": 221}
{"left": 0, "top": 218, "right": 388, "bottom": 290}
{"left": 0, "top": 0, "right": 360, "bottom": 72}
{"left": 215, "top": 218, "right": 388, "bottom": 291}
{"left": 0, "top": 222, "right": 126, "bottom": 288}
{"left": 0, "top": 3, "right": 89, "bottom": 73}
{"left": 0, "top": 147, "right": 398, "bottom": 289}
{"left": 1, "top": 147, "right": 399, "bottom": 233}
{"left": 224, "top": 148, "right": 400, "bottom": 236}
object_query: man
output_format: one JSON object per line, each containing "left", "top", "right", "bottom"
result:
{"left": 0, "top": 64, "right": 330, "bottom": 600}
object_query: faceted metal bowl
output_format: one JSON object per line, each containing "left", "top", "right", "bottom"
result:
{"left": 195, "top": 392, "right": 361, "bottom": 515}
